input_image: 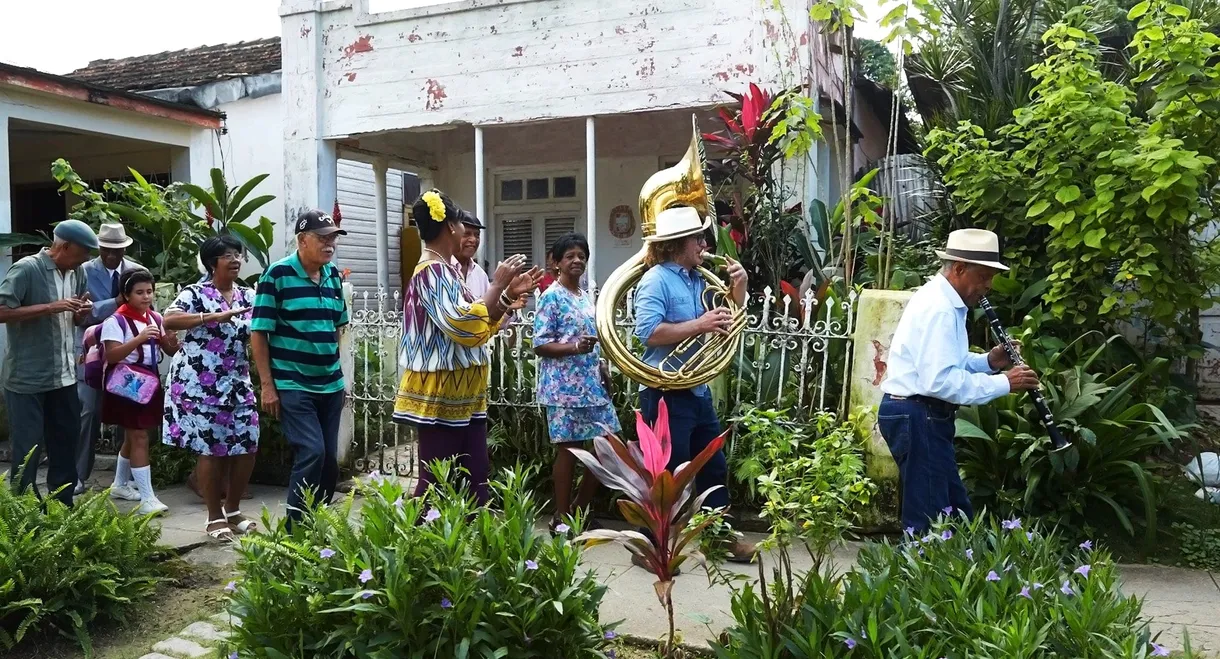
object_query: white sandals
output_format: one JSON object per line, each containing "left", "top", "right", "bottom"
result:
{"left": 224, "top": 508, "right": 258, "bottom": 535}
{"left": 207, "top": 518, "right": 234, "bottom": 542}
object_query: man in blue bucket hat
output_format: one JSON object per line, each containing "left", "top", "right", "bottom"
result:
{"left": 0, "top": 219, "right": 98, "bottom": 505}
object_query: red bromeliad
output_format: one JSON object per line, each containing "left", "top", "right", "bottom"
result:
{"left": 570, "top": 399, "right": 727, "bottom": 597}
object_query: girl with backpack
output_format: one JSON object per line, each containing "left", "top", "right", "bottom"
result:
{"left": 99, "top": 268, "right": 178, "bottom": 515}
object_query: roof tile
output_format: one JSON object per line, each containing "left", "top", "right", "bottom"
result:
{"left": 68, "top": 37, "right": 281, "bottom": 92}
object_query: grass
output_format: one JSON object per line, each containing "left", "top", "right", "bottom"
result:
{"left": 5, "top": 559, "right": 230, "bottom": 659}
{"left": 1094, "top": 466, "right": 1220, "bottom": 567}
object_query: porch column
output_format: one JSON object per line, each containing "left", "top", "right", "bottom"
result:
{"left": 169, "top": 130, "right": 216, "bottom": 189}
{"left": 474, "top": 126, "right": 487, "bottom": 265}
{"left": 0, "top": 112, "right": 10, "bottom": 359}
{"left": 373, "top": 157, "right": 390, "bottom": 291}
{"left": 281, "top": 6, "right": 338, "bottom": 252}
{"left": 586, "top": 117, "right": 597, "bottom": 290}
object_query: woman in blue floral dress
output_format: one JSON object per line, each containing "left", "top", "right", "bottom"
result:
{"left": 533, "top": 233, "right": 620, "bottom": 532}
{"left": 162, "top": 236, "right": 260, "bottom": 542}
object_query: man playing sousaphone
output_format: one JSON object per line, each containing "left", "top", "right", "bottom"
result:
{"left": 632, "top": 206, "right": 758, "bottom": 565}
{"left": 879, "top": 228, "right": 1041, "bottom": 532}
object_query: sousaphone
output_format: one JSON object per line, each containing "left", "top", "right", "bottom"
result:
{"left": 595, "top": 115, "right": 747, "bottom": 390}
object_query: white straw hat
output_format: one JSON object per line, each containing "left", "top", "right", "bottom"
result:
{"left": 644, "top": 206, "right": 712, "bottom": 243}
{"left": 935, "top": 228, "right": 1008, "bottom": 271}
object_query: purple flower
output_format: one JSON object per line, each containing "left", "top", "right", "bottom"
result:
{"left": 359, "top": 569, "right": 373, "bottom": 584}
{"left": 1026, "top": 532, "right": 1034, "bottom": 541}
{"left": 320, "top": 548, "right": 335, "bottom": 559}
{"left": 1079, "top": 540, "right": 1093, "bottom": 551}
{"left": 965, "top": 549, "right": 974, "bottom": 560}
{"left": 224, "top": 580, "right": 237, "bottom": 592}
{"left": 215, "top": 411, "right": 233, "bottom": 426}
{"left": 604, "top": 631, "right": 617, "bottom": 640}
{"left": 230, "top": 653, "right": 238, "bottom": 659}
{"left": 361, "top": 590, "right": 374, "bottom": 599}
{"left": 182, "top": 399, "right": 196, "bottom": 413}
{"left": 986, "top": 571, "right": 1001, "bottom": 582}
{"left": 203, "top": 287, "right": 220, "bottom": 301}
{"left": 222, "top": 356, "right": 237, "bottom": 370}
{"left": 206, "top": 339, "right": 224, "bottom": 353}
{"left": 904, "top": 526, "right": 915, "bottom": 536}
{"left": 171, "top": 382, "right": 185, "bottom": 396}
{"left": 555, "top": 523, "right": 570, "bottom": 534}
{"left": 199, "top": 370, "right": 217, "bottom": 386}
{"left": 1074, "top": 564, "right": 1091, "bottom": 578}
{"left": 845, "top": 637, "right": 857, "bottom": 649}
{"left": 941, "top": 530, "right": 953, "bottom": 541}
{"left": 922, "top": 534, "right": 938, "bottom": 543}
{"left": 169, "top": 423, "right": 182, "bottom": 438}
{"left": 1019, "top": 586, "right": 1032, "bottom": 599}
{"left": 204, "top": 395, "right": 220, "bottom": 406}
{"left": 210, "top": 443, "right": 229, "bottom": 457}
{"left": 942, "top": 506, "right": 954, "bottom": 515}
{"left": 244, "top": 391, "right": 255, "bottom": 405}
{"left": 441, "top": 597, "right": 452, "bottom": 609}
{"left": 1151, "top": 642, "right": 1170, "bottom": 657}
{"left": 392, "top": 496, "right": 404, "bottom": 509}
{"left": 1060, "top": 580, "right": 1075, "bottom": 597}
{"left": 1033, "top": 582, "right": 1044, "bottom": 590}
{"left": 1002, "top": 518, "right": 1022, "bottom": 531}
{"left": 424, "top": 508, "right": 441, "bottom": 523}
{"left": 525, "top": 560, "right": 539, "bottom": 570}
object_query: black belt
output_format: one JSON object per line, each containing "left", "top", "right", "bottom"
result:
{"left": 884, "top": 394, "right": 959, "bottom": 415}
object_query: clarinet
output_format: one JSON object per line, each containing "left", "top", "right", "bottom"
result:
{"left": 978, "top": 297, "right": 1071, "bottom": 453}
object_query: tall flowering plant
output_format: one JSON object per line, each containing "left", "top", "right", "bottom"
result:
{"left": 570, "top": 399, "right": 727, "bottom": 657}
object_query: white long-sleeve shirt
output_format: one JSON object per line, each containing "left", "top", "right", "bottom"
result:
{"left": 880, "top": 274, "right": 1010, "bottom": 406}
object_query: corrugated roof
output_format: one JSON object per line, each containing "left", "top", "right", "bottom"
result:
{"left": 67, "top": 37, "right": 281, "bottom": 92}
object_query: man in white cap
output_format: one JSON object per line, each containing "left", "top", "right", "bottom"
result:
{"left": 0, "top": 219, "right": 97, "bottom": 505}
{"left": 632, "top": 205, "right": 757, "bottom": 565}
{"left": 879, "top": 228, "right": 1041, "bottom": 532}
{"left": 76, "top": 222, "right": 141, "bottom": 496}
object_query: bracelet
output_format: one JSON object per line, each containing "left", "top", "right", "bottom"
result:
{"left": 198, "top": 312, "right": 205, "bottom": 326}
{"left": 499, "top": 292, "right": 515, "bottom": 309}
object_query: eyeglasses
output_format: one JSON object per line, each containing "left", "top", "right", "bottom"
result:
{"left": 311, "top": 233, "right": 340, "bottom": 245}
{"left": 219, "top": 252, "right": 247, "bottom": 262}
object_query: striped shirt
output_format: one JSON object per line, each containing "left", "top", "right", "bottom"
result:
{"left": 251, "top": 253, "right": 348, "bottom": 394}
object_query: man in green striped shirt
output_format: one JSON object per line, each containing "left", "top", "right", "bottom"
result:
{"left": 251, "top": 210, "right": 349, "bottom": 522}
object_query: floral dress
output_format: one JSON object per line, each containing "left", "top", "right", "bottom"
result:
{"left": 532, "top": 285, "right": 621, "bottom": 442}
{"left": 162, "top": 282, "right": 260, "bottom": 456}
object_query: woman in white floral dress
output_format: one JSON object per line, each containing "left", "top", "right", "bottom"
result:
{"left": 162, "top": 235, "right": 259, "bottom": 541}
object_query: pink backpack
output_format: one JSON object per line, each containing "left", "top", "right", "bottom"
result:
{"left": 85, "top": 313, "right": 163, "bottom": 405}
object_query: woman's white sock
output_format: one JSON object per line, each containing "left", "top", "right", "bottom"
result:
{"left": 131, "top": 466, "right": 155, "bottom": 501}
{"left": 114, "top": 456, "right": 132, "bottom": 489}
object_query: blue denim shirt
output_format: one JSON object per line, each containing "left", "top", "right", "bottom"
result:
{"left": 632, "top": 261, "right": 710, "bottom": 397}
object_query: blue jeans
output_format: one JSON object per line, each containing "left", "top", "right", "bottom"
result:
{"left": 639, "top": 388, "right": 729, "bottom": 510}
{"left": 878, "top": 394, "right": 974, "bottom": 532}
{"left": 281, "top": 389, "right": 345, "bottom": 523}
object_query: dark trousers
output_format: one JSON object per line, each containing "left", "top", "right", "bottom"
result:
{"left": 281, "top": 389, "right": 345, "bottom": 522}
{"left": 877, "top": 394, "right": 974, "bottom": 532}
{"left": 413, "top": 419, "right": 489, "bottom": 505}
{"left": 6, "top": 385, "right": 81, "bottom": 506}
{"left": 639, "top": 388, "right": 729, "bottom": 510}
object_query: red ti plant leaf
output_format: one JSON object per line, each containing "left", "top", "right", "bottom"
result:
{"left": 717, "top": 107, "right": 743, "bottom": 137}
{"left": 571, "top": 399, "right": 729, "bottom": 601}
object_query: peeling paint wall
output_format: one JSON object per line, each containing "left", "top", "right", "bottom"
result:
{"left": 288, "top": 0, "right": 811, "bottom": 137}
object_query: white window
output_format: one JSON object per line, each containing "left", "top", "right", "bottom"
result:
{"left": 498, "top": 213, "right": 577, "bottom": 267}
{"left": 498, "top": 175, "right": 578, "bottom": 203}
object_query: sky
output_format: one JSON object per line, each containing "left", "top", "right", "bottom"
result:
{"left": 0, "top": 0, "right": 886, "bottom": 76}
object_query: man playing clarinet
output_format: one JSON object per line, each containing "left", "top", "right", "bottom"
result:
{"left": 879, "top": 228, "right": 1041, "bottom": 532}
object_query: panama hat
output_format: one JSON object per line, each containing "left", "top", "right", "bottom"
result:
{"left": 644, "top": 206, "right": 712, "bottom": 243}
{"left": 96, "top": 223, "right": 133, "bottom": 249}
{"left": 935, "top": 228, "right": 1009, "bottom": 271}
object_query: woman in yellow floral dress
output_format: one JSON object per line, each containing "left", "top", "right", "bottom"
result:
{"left": 393, "top": 189, "right": 542, "bottom": 503}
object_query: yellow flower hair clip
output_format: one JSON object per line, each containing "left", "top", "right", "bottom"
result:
{"left": 422, "top": 190, "right": 446, "bottom": 223}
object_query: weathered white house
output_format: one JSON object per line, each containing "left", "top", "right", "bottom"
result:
{"left": 275, "top": 0, "right": 878, "bottom": 291}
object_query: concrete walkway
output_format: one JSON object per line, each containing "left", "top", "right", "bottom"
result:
{"left": 11, "top": 464, "right": 1220, "bottom": 655}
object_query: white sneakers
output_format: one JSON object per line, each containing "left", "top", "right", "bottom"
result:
{"left": 74, "top": 481, "right": 87, "bottom": 495}
{"left": 110, "top": 483, "right": 142, "bottom": 502}
{"left": 136, "top": 498, "right": 169, "bottom": 516}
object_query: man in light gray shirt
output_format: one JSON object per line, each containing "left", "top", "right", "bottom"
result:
{"left": 0, "top": 220, "right": 97, "bottom": 505}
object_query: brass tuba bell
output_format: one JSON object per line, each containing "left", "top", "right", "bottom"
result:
{"left": 595, "top": 115, "right": 747, "bottom": 391}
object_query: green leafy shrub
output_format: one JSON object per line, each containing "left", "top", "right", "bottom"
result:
{"left": 714, "top": 514, "right": 1192, "bottom": 658}
{"left": 223, "top": 463, "right": 614, "bottom": 658}
{"left": 1173, "top": 522, "right": 1220, "bottom": 571}
{"left": 0, "top": 482, "right": 165, "bottom": 655}
{"left": 956, "top": 331, "right": 1190, "bottom": 546}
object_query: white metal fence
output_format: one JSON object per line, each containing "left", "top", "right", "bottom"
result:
{"left": 345, "top": 287, "right": 858, "bottom": 475}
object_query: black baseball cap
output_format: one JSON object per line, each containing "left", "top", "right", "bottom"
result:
{"left": 459, "top": 209, "right": 485, "bottom": 229}
{"left": 295, "top": 209, "right": 347, "bottom": 236}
